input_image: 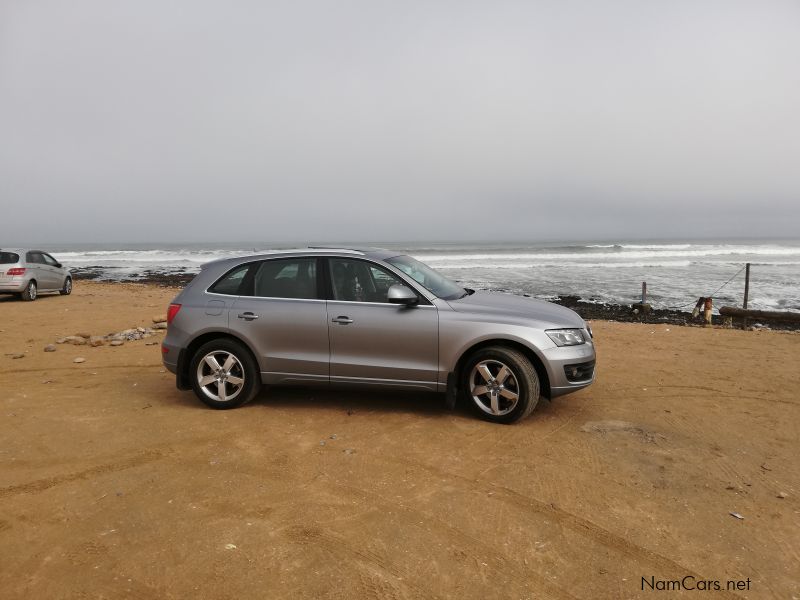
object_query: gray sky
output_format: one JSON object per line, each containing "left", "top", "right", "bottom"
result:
{"left": 1, "top": 0, "right": 799, "bottom": 244}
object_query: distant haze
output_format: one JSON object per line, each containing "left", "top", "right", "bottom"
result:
{"left": 1, "top": 1, "right": 799, "bottom": 244}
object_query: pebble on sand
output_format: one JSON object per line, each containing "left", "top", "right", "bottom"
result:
{"left": 44, "top": 344, "right": 57, "bottom": 352}
{"left": 110, "top": 340, "right": 125, "bottom": 347}
{"left": 10, "top": 353, "right": 25, "bottom": 359}
{"left": 73, "top": 357, "right": 86, "bottom": 363}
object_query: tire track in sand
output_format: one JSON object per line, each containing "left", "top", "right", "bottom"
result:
{"left": 321, "top": 479, "right": 579, "bottom": 600}
{"left": 284, "top": 524, "right": 434, "bottom": 600}
{"left": 0, "top": 449, "right": 165, "bottom": 499}
{"left": 381, "top": 456, "right": 744, "bottom": 600}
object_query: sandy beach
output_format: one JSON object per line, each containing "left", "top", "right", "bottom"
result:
{"left": 1, "top": 281, "right": 798, "bottom": 599}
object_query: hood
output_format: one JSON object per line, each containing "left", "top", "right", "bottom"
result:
{"left": 447, "top": 291, "right": 586, "bottom": 328}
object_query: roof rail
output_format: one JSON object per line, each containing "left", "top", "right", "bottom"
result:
{"left": 305, "top": 246, "right": 369, "bottom": 254}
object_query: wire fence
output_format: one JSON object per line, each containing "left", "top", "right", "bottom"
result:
{"left": 666, "top": 264, "right": 747, "bottom": 310}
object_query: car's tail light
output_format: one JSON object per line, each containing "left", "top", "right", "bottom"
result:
{"left": 167, "top": 303, "right": 182, "bottom": 324}
{"left": 6, "top": 268, "right": 25, "bottom": 276}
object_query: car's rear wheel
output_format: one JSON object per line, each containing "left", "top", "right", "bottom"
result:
{"left": 60, "top": 277, "right": 72, "bottom": 295}
{"left": 461, "top": 346, "right": 540, "bottom": 424}
{"left": 21, "top": 280, "right": 37, "bottom": 301}
{"left": 189, "top": 339, "right": 260, "bottom": 409}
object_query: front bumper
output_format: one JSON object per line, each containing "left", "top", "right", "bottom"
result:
{"left": 541, "top": 342, "right": 596, "bottom": 398}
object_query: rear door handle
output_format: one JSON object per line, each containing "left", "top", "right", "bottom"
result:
{"left": 331, "top": 316, "right": 353, "bottom": 324}
{"left": 237, "top": 312, "right": 259, "bottom": 321}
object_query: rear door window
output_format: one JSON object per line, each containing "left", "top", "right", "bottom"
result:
{"left": 0, "top": 252, "right": 19, "bottom": 264}
{"left": 253, "top": 258, "right": 318, "bottom": 299}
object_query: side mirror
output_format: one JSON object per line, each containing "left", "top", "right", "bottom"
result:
{"left": 54, "top": 262, "right": 62, "bottom": 268}
{"left": 387, "top": 284, "right": 418, "bottom": 306}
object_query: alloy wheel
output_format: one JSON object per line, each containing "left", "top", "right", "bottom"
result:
{"left": 469, "top": 359, "right": 520, "bottom": 416}
{"left": 196, "top": 351, "right": 245, "bottom": 402}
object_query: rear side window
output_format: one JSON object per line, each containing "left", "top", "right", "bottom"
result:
{"left": 208, "top": 263, "right": 252, "bottom": 295}
{"left": 0, "top": 252, "right": 19, "bottom": 264}
{"left": 253, "top": 258, "right": 318, "bottom": 299}
{"left": 26, "top": 252, "right": 45, "bottom": 264}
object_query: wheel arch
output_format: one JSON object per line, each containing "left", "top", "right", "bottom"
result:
{"left": 23, "top": 278, "right": 38, "bottom": 299}
{"left": 453, "top": 338, "right": 551, "bottom": 399}
{"left": 180, "top": 331, "right": 261, "bottom": 389}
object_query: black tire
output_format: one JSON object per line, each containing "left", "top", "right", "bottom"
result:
{"left": 189, "top": 339, "right": 261, "bottom": 409}
{"left": 460, "top": 346, "right": 540, "bottom": 424}
{"left": 21, "top": 280, "right": 37, "bottom": 301}
{"left": 60, "top": 277, "right": 72, "bottom": 295}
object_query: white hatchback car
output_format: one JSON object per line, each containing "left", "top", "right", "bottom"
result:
{"left": 0, "top": 248, "right": 72, "bottom": 301}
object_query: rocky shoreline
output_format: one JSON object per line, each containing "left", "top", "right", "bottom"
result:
{"left": 71, "top": 269, "right": 800, "bottom": 331}
{"left": 71, "top": 267, "right": 197, "bottom": 287}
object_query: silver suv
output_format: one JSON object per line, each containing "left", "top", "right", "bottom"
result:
{"left": 0, "top": 249, "right": 72, "bottom": 301}
{"left": 162, "top": 248, "right": 595, "bottom": 423}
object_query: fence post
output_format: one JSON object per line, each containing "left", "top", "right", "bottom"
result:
{"left": 631, "top": 281, "right": 651, "bottom": 317}
{"left": 743, "top": 263, "right": 750, "bottom": 329}
{"left": 743, "top": 263, "right": 750, "bottom": 308}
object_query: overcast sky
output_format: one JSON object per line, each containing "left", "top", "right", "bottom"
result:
{"left": 1, "top": 1, "right": 799, "bottom": 245}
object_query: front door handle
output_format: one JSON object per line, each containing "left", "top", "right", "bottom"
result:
{"left": 237, "top": 312, "right": 259, "bottom": 321}
{"left": 331, "top": 316, "right": 353, "bottom": 324}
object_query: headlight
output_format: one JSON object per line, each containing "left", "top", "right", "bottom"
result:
{"left": 546, "top": 328, "right": 586, "bottom": 347}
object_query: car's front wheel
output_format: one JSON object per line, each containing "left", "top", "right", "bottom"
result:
{"left": 461, "top": 346, "right": 540, "bottom": 423}
{"left": 189, "top": 339, "right": 260, "bottom": 409}
{"left": 21, "top": 280, "right": 37, "bottom": 301}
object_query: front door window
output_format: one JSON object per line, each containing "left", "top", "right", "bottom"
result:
{"left": 329, "top": 258, "right": 406, "bottom": 303}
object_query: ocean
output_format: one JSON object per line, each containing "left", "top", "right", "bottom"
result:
{"left": 30, "top": 240, "right": 800, "bottom": 313}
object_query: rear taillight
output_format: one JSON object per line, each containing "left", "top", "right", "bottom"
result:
{"left": 167, "top": 303, "right": 182, "bottom": 325}
{"left": 6, "top": 268, "right": 25, "bottom": 276}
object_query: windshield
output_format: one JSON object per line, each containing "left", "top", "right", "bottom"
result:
{"left": 386, "top": 255, "right": 466, "bottom": 300}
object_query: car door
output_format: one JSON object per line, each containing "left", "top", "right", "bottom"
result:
{"left": 27, "top": 252, "right": 56, "bottom": 290}
{"left": 228, "top": 257, "right": 329, "bottom": 385}
{"left": 41, "top": 253, "right": 65, "bottom": 289}
{"left": 326, "top": 257, "right": 438, "bottom": 388}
